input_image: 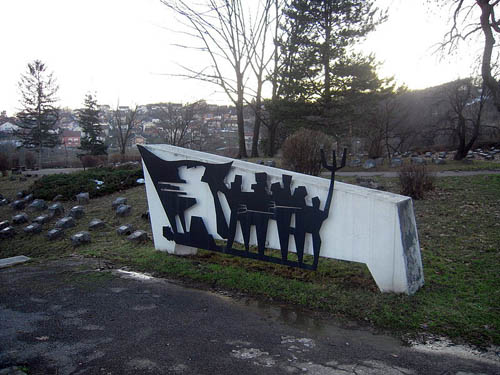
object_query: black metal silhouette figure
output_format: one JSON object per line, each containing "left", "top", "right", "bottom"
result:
{"left": 138, "top": 145, "right": 345, "bottom": 270}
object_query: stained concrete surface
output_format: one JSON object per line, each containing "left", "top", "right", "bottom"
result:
{"left": 0, "top": 257, "right": 498, "bottom": 375}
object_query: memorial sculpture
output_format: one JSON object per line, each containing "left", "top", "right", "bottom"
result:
{"left": 139, "top": 144, "right": 424, "bottom": 294}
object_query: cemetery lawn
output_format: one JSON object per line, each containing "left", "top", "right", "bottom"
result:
{"left": 0, "top": 173, "right": 499, "bottom": 348}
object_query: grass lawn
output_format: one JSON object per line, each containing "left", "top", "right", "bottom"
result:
{"left": 0, "top": 171, "right": 499, "bottom": 348}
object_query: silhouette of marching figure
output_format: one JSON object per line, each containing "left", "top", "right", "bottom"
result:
{"left": 270, "top": 175, "right": 296, "bottom": 262}
{"left": 224, "top": 175, "right": 243, "bottom": 253}
{"left": 139, "top": 144, "right": 344, "bottom": 270}
{"left": 292, "top": 148, "right": 346, "bottom": 268}
{"left": 233, "top": 173, "right": 273, "bottom": 257}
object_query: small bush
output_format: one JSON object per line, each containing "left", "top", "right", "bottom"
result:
{"left": 10, "top": 153, "right": 20, "bottom": 168}
{"left": 25, "top": 152, "right": 37, "bottom": 169}
{"left": 398, "top": 164, "right": 435, "bottom": 199}
{"left": 109, "top": 153, "right": 141, "bottom": 164}
{"left": 0, "top": 153, "right": 9, "bottom": 176}
{"left": 81, "top": 155, "right": 100, "bottom": 169}
{"left": 281, "top": 128, "right": 333, "bottom": 176}
{"left": 29, "top": 167, "right": 144, "bottom": 201}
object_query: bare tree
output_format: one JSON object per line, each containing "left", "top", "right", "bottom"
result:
{"left": 246, "top": 0, "right": 275, "bottom": 157}
{"left": 439, "top": 0, "right": 500, "bottom": 111}
{"left": 162, "top": 0, "right": 255, "bottom": 158}
{"left": 155, "top": 101, "right": 205, "bottom": 149}
{"left": 113, "top": 105, "right": 140, "bottom": 158}
{"left": 438, "top": 79, "right": 486, "bottom": 160}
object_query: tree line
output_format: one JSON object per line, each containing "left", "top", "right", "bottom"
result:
{"left": 163, "top": 0, "right": 500, "bottom": 159}
{"left": 12, "top": 0, "right": 500, "bottom": 167}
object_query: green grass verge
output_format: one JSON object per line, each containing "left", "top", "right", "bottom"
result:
{"left": 0, "top": 172, "right": 498, "bottom": 348}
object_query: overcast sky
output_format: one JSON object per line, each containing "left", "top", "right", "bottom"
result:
{"left": 0, "top": 0, "right": 483, "bottom": 116}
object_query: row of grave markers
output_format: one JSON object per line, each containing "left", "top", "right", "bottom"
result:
{"left": 0, "top": 192, "right": 148, "bottom": 245}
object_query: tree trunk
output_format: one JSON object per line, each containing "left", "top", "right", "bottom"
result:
{"left": 322, "top": 0, "right": 332, "bottom": 110}
{"left": 267, "top": 121, "right": 277, "bottom": 157}
{"left": 479, "top": 1, "right": 500, "bottom": 111}
{"left": 453, "top": 114, "right": 467, "bottom": 160}
{"left": 251, "top": 95, "right": 262, "bottom": 157}
{"left": 236, "top": 73, "right": 248, "bottom": 158}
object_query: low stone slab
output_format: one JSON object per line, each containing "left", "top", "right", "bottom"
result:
{"left": 127, "top": 230, "right": 148, "bottom": 243}
{"left": 0, "top": 226, "right": 16, "bottom": 239}
{"left": 411, "top": 157, "right": 426, "bottom": 165}
{"left": 33, "top": 214, "right": 52, "bottom": 225}
{"left": 71, "top": 231, "right": 91, "bottom": 246}
{"left": 23, "top": 193, "right": 34, "bottom": 202}
{"left": 115, "top": 204, "right": 132, "bottom": 217}
{"left": 23, "top": 223, "right": 42, "bottom": 234}
{"left": 390, "top": 158, "right": 403, "bottom": 168}
{"left": 47, "top": 228, "right": 64, "bottom": 240}
{"left": 12, "top": 213, "right": 29, "bottom": 225}
{"left": 48, "top": 202, "right": 65, "bottom": 217}
{"left": 0, "top": 255, "right": 30, "bottom": 269}
{"left": 89, "top": 218, "right": 105, "bottom": 230}
{"left": 0, "top": 220, "right": 10, "bottom": 230}
{"left": 112, "top": 197, "right": 127, "bottom": 209}
{"left": 76, "top": 192, "right": 90, "bottom": 204}
{"left": 28, "top": 199, "right": 47, "bottom": 211}
{"left": 349, "top": 159, "right": 361, "bottom": 168}
{"left": 0, "top": 198, "right": 10, "bottom": 206}
{"left": 10, "top": 200, "right": 26, "bottom": 210}
{"left": 16, "top": 191, "right": 27, "bottom": 199}
{"left": 69, "top": 206, "right": 85, "bottom": 219}
{"left": 55, "top": 216, "right": 76, "bottom": 229}
{"left": 52, "top": 194, "right": 64, "bottom": 202}
{"left": 432, "top": 158, "right": 446, "bottom": 165}
{"left": 117, "top": 224, "right": 134, "bottom": 236}
{"left": 363, "top": 159, "right": 376, "bottom": 169}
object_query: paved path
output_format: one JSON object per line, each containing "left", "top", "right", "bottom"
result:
{"left": 1, "top": 258, "right": 498, "bottom": 375}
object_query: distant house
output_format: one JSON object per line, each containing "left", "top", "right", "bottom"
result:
{"left": 0, "top": 122, "right": 19, "bottom": 133}
{"left": 61, "top": 130, "right": 81, "bottom": 147}
{"left": 133, "top": 135, "right": 146, "bottom": 146}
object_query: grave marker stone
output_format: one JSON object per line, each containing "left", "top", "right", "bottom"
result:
{"left": 69, "top": 206, "right": 85, "bottom": 219}
{"left": 47, "top": 228, "right": 64, "bottom": 240}
{"left": 12, "top": 213, "right": 29, "bottom": 225}
{"left": 55, "top": 217, "right": 76, "bottom": 229}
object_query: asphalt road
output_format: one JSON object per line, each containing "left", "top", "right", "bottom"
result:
{"left": 0, "top": 257, "right": 498, "bottom": 375}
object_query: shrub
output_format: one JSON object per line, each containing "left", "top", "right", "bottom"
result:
{"left": 281, "top": 128, "right": 333, "bottom": 176}
{"left": 25, "top": 152, "right": 37, "bottom": 169}
{"left": 81, "top": 155, "right": 100, "bottom": 169}
{"left": 109, "top": 153, "right": 141, "bottom": 164}
{"left": 10, "top": 153, "right": 20, "bottom": 168}
{"left": 398, "top": 164, "right": 435, "bottom": 199}
{"left": 0, "top": 153, "right": 9, "bottom": 176}
{"left": 29, "top": 167, "right": 144, "bottom": 201}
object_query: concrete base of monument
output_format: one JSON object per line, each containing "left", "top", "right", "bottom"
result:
{"left": 139, "top": 144, "right": 424, "bottom": 295}
{"left": 171, "top": 244, "right": 198, "bottom": 256}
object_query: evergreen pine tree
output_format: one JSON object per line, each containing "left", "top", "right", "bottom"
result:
{"left": 77, "top": 93, "right": 107, "bottom": 155}
{"left": 15, "top": 60, "right": 60, "bottom": 168}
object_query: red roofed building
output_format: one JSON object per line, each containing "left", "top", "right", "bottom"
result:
{"left": 61, "top": 130, "right": 81, "bottom": 147}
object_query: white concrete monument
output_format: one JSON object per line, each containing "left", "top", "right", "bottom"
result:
{"left": 138, "top": 144, "right": 424, "bottom": 295}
